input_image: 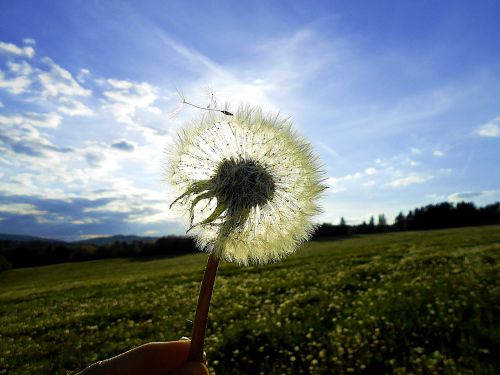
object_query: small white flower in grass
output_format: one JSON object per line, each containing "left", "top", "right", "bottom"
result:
{"left": 168, "top": 105, "right": 325, "bottom": 265}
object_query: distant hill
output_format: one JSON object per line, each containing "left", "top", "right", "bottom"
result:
{"left": 74, "top": 234, "right": 158, "bottom": 246}
{"left": 0, "top": 233, "right": 157, "bottom": 245}
{"left": 0, "top": 233, "right": 64, "bottom": 243}
{"left": 0, "top": 233, "right": 191, "bottom": 270}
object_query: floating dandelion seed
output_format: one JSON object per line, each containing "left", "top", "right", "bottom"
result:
{"left": 168, "top": 105, "right": 325, "bottom": 265}
{"left": 167, "top": 104, "right": 325, "bottom": 367}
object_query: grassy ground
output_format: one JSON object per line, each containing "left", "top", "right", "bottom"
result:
{"left": 0, "top": 226, "right": 499, "bottom": 374}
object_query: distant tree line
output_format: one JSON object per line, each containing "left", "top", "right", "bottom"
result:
{"left": 312, "top": 201, "right": 500, "bottom": 239}
{"left": 1, "top": 201, "right": 499, "bottom": 271}
{"left": 0, "top": 235, "right": 197, "bottom": 271}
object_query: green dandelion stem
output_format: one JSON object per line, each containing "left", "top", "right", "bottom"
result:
{"left": 188, "top": 252, "right": 220, "bottom": 363}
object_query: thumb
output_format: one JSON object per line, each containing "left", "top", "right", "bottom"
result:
{"left": 170, "top": 361, "right": 210, "bottom": 375}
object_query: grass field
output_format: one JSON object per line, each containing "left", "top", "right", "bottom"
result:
{"left": 0, "top": 226, "right": 499, "bottom": 374}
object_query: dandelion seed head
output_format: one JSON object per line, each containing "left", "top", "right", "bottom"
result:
{"left": 167, "top": 105, "right": 325, "bottom": 265}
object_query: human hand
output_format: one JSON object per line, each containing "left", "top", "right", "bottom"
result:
{"left": 78, "top": 340, "right": 209, "bottom": 375}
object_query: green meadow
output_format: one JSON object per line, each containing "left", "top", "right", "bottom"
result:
{"left": 0, "top": 226, "right": 499, "bottom": 374}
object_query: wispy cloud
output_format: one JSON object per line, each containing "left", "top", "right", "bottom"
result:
{"left": 0, "top": 44, "right": 93, "bottom": 117}
{"left": 477, "top": 116, "right": 500, "bottom": 137}
{"left": 448, "top": 190, "right": 500, "bottom": 203}
{"left": 163, "top": 26, "right": 337, "bottom": 113}
{"left": 101, "top": 78, "right": 162, "bottom": 129}
{"left": 389, "top": 174, "right": 432, "bottom": 188}
{"left": 156, "top": 30, "right": 222, "bottom": 75}
{"left": 317, "top": 142, "right": 340, "bottom": 158}
{"left": 0, "top": 63, "right": 32, "bottom": 94}
{"left": 0, "top": 203, "right": 47, "bottom": 215}
{"left": 57, "top": 97, "right": 93, "bottom": 116}
{"left": 0, "top": 112, "right": 69, "bottom": 158}
{"left": 38, "top": 57, "right": 91, "bottom": 98}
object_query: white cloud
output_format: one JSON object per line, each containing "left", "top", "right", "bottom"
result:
{"left": 482, "top": 189, "right": 500, "bottom": 198}
{"left": 0, "top": 112, "right": 66, "bottom": 162}
{"left": 23, "top": 38, "right": 36, "bottom": 45}
{"left": 0, "top": 70, "right": 31, "bottom": 94}
{"left": 0, "top": 41, "right": 35, "bottom": 58}
{"left": 408, "top": 159, "right": 420, "bottom": 167}
{"left": 336, "top": 172, "right": 362, "bottom": 182}
{"left": 0, "top": 53, "right": 92, "bottom": 114}
{"left": 433, "top": 150, "right": 444, "bottom": 157}
{"left": 389, "top": 174, "right": 432, "bottom": 188}
{"left": 410, "top": 147, "right": 422, "bottom": 155}
{"left": 7, "top": 61, "right": 33, "bottom": 75}
{"left": 101, "top": 78, "right": 161, "bottom": 126}
{"left": 448, "top": 191, "right": 480, "bottom": 202}
{"left": 58, "top": 97, "right": 93, "bottom": 116}
{"left": 448, "top": 190, "right": 500, "bottom": 203}
{"left": 477, "top": 116, "right": 500, "bottom": 137}
{"left": 38, "top": 58, "right": 91, "bottom": 98}
{"left": 77, "top": 68, "right": 90, "bottom": 83}
{"left": 0, "top": 44, "right": 179, "bottom": 220}
{"left": 325, "top": 172, "right": 365, "bottom": 194}
{"left": 0, "top": 112, "right": 62, "bottom": 129}
{"left": 0, "top": 60, "right": 34, "bottom": 95}
{"left": 79, "top": 233, "right": 113, "bottom": 240}
{"left": 0, "top": 203, "right": 46, "bottom": 215}
{"left": 71, "top": 218, "right": 101, "bottom": 225}
{"left": 365, "top": 167, "right": 377, "bottom": 175}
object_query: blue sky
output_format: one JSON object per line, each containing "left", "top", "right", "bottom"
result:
{"left": 0, "top": 0, "right": 499, "bottom": 240}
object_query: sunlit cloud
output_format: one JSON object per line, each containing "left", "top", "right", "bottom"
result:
{"left": 448, "top": 190, "right": 500, "bottom": 203}
{"left": 0, "top": 203, "right": 47, "bottom": 215}
{"left": 0, "top": 68, "right": 32, "bottom": 94}
{"left": 477, "top": 116, "right": 500, "bottom": 137}
{"left": 0, "top": 41, "right": 35, "bottom": 58}
{"left": 38, "top": 57, "right": 91, "bottom": 98}
{"left": 389, "top": 174, "right": 432, "bottom": 188}
{"left": 101, "top": 78, "right": 162, "bottom": 128}
{"left": 57, "top": 97, "right": 93, "bottom": 116}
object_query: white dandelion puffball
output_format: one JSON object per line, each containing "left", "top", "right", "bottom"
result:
{"left": 167, "top": 105, "right": 325, "bottom": 265}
